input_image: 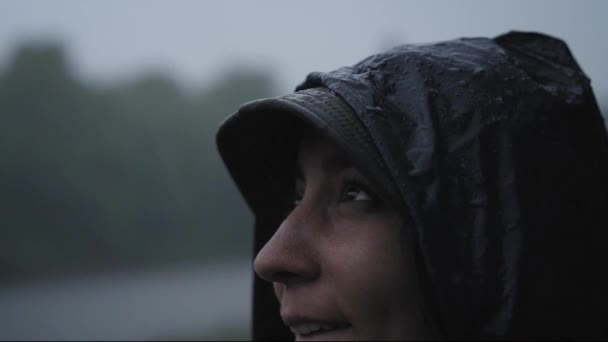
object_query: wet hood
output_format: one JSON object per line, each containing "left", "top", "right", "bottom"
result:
{"left": 234, "top": 31, "right": 608, "bottom": 340}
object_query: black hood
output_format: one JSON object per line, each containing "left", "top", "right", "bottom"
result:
{"left": 217, "top": 31, "right": 608, "bottom": 340}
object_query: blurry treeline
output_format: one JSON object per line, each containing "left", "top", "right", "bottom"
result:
{"left": 1, "top": 42, "right": 607, "bottom": 282}
{"left": 0, "top": 42, "right": 276, "bottom": 281}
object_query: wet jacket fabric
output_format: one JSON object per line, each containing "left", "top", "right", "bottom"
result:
{"left": 223, "top": 31, "right": 608, "bottom": 340}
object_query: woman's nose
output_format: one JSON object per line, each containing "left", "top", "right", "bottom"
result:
{"left": 253, "top": 209, "right": 320, "bottom": 285}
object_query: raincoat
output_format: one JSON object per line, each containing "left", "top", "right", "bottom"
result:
{"left": 216, "top": 31, "right": 608, "bottom": 340}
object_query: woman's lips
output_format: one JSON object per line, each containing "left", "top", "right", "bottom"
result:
{"left": 282, "top": 316, "right": 352, "bottom": 340}
{"left": 289, "top": 321, "right": 351, "bottom": 336}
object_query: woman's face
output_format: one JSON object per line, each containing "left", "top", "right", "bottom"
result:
{"left": 254, "top": 128, "right": 430, "bottom": 341}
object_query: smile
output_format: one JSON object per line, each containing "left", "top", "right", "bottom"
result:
{"left": 289, "top": 322, "right": 352, "bottom": 338}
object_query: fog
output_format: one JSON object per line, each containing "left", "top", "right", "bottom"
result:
{"left": 1, "top": 0, "right": 607, "bottom": 98}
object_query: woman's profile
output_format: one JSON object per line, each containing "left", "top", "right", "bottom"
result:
{"left": 216, "top": 31, "right": 608, "bottom": 340}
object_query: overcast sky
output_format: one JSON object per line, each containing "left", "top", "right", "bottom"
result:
{"left": 0, "top": 0, "right": 607, "bottom": 102}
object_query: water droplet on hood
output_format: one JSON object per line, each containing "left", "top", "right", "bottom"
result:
{"left": 543, "top": 84, "right": 559, "bottom": 96}
{"left": 472, "top": 67, "right": 486, "bottom": 79}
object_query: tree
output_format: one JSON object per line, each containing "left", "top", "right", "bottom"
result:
{"left": 0, "top": 42, "right": 277, "bottom": 280}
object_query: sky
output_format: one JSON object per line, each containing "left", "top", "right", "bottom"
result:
{"left": 0, "top": 0, "right": 607, "bottom": 101}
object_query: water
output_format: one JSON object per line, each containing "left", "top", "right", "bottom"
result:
{"left": 0, "top": 259, "right": 251, "bottom": 340}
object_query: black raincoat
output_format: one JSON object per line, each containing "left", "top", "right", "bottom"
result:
{"left": 217, "top": 31, "right": 608, "bottom": 340}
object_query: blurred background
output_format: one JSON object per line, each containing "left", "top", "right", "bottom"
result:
{"left": 0, "top": 0, "right": 606, "bottom": 340}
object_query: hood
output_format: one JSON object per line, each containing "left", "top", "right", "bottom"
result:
{"left": 217, "top": 31, "right": 608, "bottom": 340}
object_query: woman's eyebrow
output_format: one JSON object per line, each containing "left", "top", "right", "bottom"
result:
{"left": 323, "top": 151, "right": 354, "bottom": 175}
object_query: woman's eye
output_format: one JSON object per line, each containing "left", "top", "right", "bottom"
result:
{"left": 343, "top": 185, "right": 373, "bottom": 202}
{"left": 293, "top": 178, "right": 305, "bottom": 207}
{"left": 338, "top": 178, "right": 384, "bottom": 213}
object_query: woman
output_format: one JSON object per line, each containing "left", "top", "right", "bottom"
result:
{"left": 216, "top": 31, "right": 608, "bottom": 340}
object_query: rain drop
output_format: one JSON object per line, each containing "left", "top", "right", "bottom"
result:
{"left": 457, "top": 80, "right": 469, "bottom": 88}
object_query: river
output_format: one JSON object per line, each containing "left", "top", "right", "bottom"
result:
{"left": 0, "top": 259, "right": 251, "bottom": 340}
